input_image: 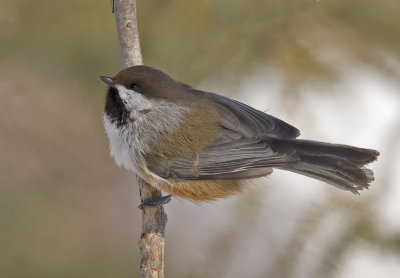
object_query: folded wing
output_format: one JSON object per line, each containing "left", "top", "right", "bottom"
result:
{"left": 146, "top": 130, "right": 297, "bottom": 180}
{"left": 146, "top": 89, "right": 300, "bottom": 180}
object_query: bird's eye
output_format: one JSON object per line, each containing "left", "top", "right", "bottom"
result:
{"left": 128, "top": 82, "right": 138, "bottom": 90}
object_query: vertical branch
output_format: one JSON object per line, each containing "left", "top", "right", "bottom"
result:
{"left": 138, "top": 177, "right": 168, "bottom": 278}
{"left": 110, "top": 1, "right": 167, "bottom": 277}
{"left": 112, "top": 0, "right": 143, "bottom": 67}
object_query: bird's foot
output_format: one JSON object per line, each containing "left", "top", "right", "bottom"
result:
{"left": 138, "top": 194, "right": 172, "bottom": 209}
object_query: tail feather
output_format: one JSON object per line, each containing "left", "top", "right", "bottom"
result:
{"left": 273, "top": 138, "right": 379, "bottom": 193}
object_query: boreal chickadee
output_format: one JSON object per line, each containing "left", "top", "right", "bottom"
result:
{"left": 100, "top": 65, "right": 379, "bottom": 201}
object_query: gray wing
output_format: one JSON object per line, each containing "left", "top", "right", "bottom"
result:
{"left": 146, "top": 130, "right": 298, "bottom": 180}
{"left": 203, "top": 91, "right": 300, "bottom": 139}
{"left": 146, "top": 90, "right": 300, "bottom": 180}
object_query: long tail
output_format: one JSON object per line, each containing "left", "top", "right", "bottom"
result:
{"left": 272, "top": 138, "right": 379, "bottom": 193}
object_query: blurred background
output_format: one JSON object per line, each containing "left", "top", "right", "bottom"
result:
{"left": 1, "top": 0, "right": 399, "bottom": 277}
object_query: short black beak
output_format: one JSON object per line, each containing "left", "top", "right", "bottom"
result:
{"left": 100, "top": 76, "right": 115, "bottom": 88}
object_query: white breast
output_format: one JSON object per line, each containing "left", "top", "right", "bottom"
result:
{"left": 104, "top": 116, "right": 138, "bottom": 172}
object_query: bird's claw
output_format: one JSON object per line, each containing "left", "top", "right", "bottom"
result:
{"left": 138, "top": 194, "right": 172, "bottom": 209}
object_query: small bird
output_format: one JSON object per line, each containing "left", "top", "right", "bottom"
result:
{"left": 101, "top": 65, "right": 379, "bottom": 202}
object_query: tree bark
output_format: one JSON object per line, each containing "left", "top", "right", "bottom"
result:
{"left": 110, "top": 1, "right": 167, "bottom": 277}
{"left": 112, "top": 0, "right": 143, "bottom": 67}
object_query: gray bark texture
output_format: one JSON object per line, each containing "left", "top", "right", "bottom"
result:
{"left": 110, "top": 1, "right": 168, "bottom": 277}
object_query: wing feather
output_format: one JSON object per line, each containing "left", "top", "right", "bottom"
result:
{"left": 203, "top": 91, "right": 300, "bottom": 138}
{"left": 146, "top": 131, "right": 298, "bottom": 180}
{"left": 146, "top": 89, "right": 300, "bottom": 180}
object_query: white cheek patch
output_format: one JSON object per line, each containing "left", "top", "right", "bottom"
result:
{"left": 115, "top": 85, "right": 153, "bottom": 114}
